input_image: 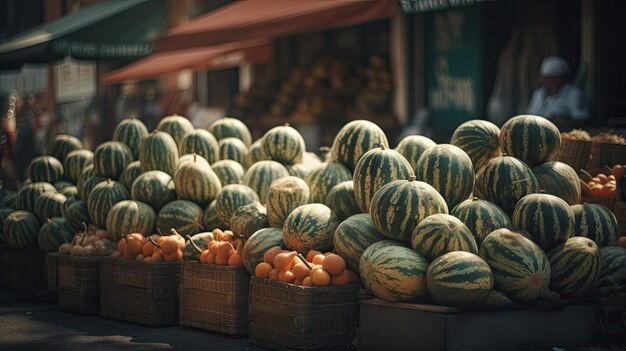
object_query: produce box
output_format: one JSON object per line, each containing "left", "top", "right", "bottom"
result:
{"left": 179, "top": 262, "right": 250, "bottom": 335}
{"left": 1, "top": 246, "right": 47, "bottom": 295}
{"left": 99, "top": 257, "right": 181, "bottom": 327}
{"left": 248, "top": 277, "right": 361, "bottom": 350}
{"left": 57, "top": 255, "right": 102, "bottom": 315}
{"left": 357, "top": 298, "right": 600, "bottom": 351}
{"left": 613, "top": 202, "right": 626, "bottom": 236}
{"left": 45, "top": 252, "right": 59, "bottom": 292}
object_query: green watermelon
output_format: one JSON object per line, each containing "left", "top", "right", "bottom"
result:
{"left": 532, "top": 161, "right": 581, "bottom": 205}
{"left": 500, "top": 115, "right": 561, "bottom": 167}
{"left": 3, "top": 210, "right": 40, "bottom": 247}
{"left": 119, "top": 160, "right": 142, "bottom": 191}
{"left": 61, "top": 196, "right": 89, "bottom": 232}
{"left": 28, "top": 155, "right": 64, "bottom": 183}
{"left": 260, "top": 124, "right": 306, "bottom": 165}
{"left": 450, "top": 119, "right": 501, "bottom": 171}
{"left": 157, "top": 200, "right": 204, "bottom": 236}
{"left": 450, "top": 197, "right": 511, "bottom": 246}
{"left": 411, "top": 213, "right": 478, "bottom": 262}
{"left": 113, "top": 117, "right": 149, "bottom": 160}
{"left": 243, "top": 139, "right": 268, "bottom": 169}
{"left": 131, "top": 170, "right": 176, "bottom": 211}
{"left": 46, "top": 134, "right": 83, "bottom": 161}
{"left": 304, "top": 161, "right": 352, "bottom": 203}
{"left": 38, "top": 217, "right": 74, "bottom": 252}
{"left": 324, "top": 181, "right": 360, "bottom": 222}
{"left": 241, "top": 227, "right": 284, "bottom": 275}
{"left": 0, "top": 193, "right": 16, "bottom": 209}
{"left": 60, "top": 185, "right": 77, "bottom": 198}
{"left": 395, "top": 135, "right": 436, "bottom": 174}
{"left": 243, "top": 160, "right": 289, "bottom": 204}
{"left": 156, "top": 114, "right": 195, "bottom": 147}
{"left": 286, "top": 163, "right": 311, "bottom": 179}
{"left": 333, "top": 213, "right": 386, "bottom": 271}
{"left": 106, "top": 200, "right": 156, "bottom": 240}
{"left": 140, "top": 130, "right": 179, "bottom": 176}
{"left": 179, "top": 129, "right": 219, "bottom": 164}
{"left": 265, "top": 176, "right": 310, "bottom": 228}
{"left": 183, "top": 232, "right": 214, "bottom": 261}
{"left": 34, "top": 191, "right": 67, "bottom": 223}
{"left": 15, "top": 182, "right": 56, "bottom": 212}
{"left": 93, "top": 141, "right": 132, "bottom": 180}
{"left": 598, "top": 246, "right": 626, "bottom": 286}
{"left": 571, "top": 203, "right": 619, "bottom": 247}
{"left": 202, "top": 200, "right": 224, "bottom": 231}
{"left": 209, "top": 117, "right": 252, "bottom": 146}
{"left": 177, "top": 153, "right": 210, "bottom": 170}
{"left": 87, "top": 179, "right": 130, "bottom": 228}
{"left": 0, "top": 207, "right": 14, "bottom": 243}
{"left": 63, "top": 149, "right": 94, "bottom": 184}
{"left": 512, "top": 193, "right": 574, "bottom": 251}
{"left": 283, "top": 203, "right": 339, "bottom": 255}
{"left": 174, "top": 155, "right": 222, "bottom": 206}
{"left": 211, "top": 159, "right": 245, "bottom": 187}
{"left": 331, "top": 120, "right": 389, "bottom": 172}
{"left": 218, "top": 137, "right": 247, "bottom": 164}
{"left": 548, "top": 236, "right": 601, "bottom": 297}
{"left": 230, "top": 202, "right": 269, "bottom": 239}
{"left": 215, "top": 184, "right": 259, "bottom": 226}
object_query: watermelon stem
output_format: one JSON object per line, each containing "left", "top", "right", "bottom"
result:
{"left": 296, "top": 253, "right": 312, "bottom": 270}
{"left": 379, "top": 143, "right": 385, "bottom": 150}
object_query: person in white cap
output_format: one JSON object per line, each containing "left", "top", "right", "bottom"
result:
{"left": 527, "top": 55, "right": 589, "bottom": 128}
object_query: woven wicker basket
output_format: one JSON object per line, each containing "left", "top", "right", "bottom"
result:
{"left": 45, "top": 253, "right": 59, "bottom": 292}
{"left": 587, "top": 142, "right": 613, "bottom": 169}
{"left": 1, "top": 246, "right": 46, "bottom": 294}
{"left": 57, "top": 255, "right": 102, "bottom": 315}
{"left": 555, "top": 139, "right": 592, "bottom": 172}
{"left": 613, "top": 202, "right": 626, "bottom": 237}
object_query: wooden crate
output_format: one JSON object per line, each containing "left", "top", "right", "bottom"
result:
{"left": 99, "top": 257, "right": 180, "bottom": 327}
{"left": 45, "top": 253, "right": 59, "bottom": 292}
{"left": 1, "top": 246, "right": 47, "bottom": 295}
{"left": 179, "top": 262, "right": 250, "bottom": 335}
{"left": 248, "top": 277, "right": 361, "bottom": 351}
{"left": 57, "top": 255, "right": 102, "bottom": 315}
{"left": 357, "top": 298, "right": 600, "bottom": 351}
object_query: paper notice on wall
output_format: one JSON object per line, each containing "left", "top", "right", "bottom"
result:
{"left": 54, "top": 58, "right": 97, "bottom": 103}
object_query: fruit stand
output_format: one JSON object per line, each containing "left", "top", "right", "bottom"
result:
{"left": 0, "top": 113, "right": 625, "bottom": 350}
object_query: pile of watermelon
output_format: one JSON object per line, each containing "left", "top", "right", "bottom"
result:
{"left": 1, "top": 113, "right": 625, "bottom": 308}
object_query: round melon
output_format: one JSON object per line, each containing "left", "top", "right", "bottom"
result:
{"left": 598, "top": 246, "right": 626, "bottom": 286}
{"left": 156, "top": 114, "right": 195, "bottom": 147}
{"left": 61, "top": 197, "right": 89, "bottom": 232}
{"left": 139, "top": 130, "right": 179, "bottom": 176}
{"left": 333, "top": 213, "right": 386, "bottom": 271}
{"left": 119, "top": 160, "right": 142, "bottom": 191}
{"left": 571, "top": 203, "right": 619, "bottom": 247}
{"left": 243, "top": 139, "right": 268, "bottom": 169}
{"left": 0, "top": 193, "right": 16, "bottom": 209}
{"left": 331, "top": 120, "right": 389, "bottom": 172}
{"left": 60, "top": 185, "right": 77, "bottom": 198}
{"left": 93, "top": 141, "right": 132, "bottom": 180}
{"left": 411, "top": 213, "right": 478, "bottom": 262}
{"left": 113, "top": 117, "right": 149, "bottom": 160}
{"left": 211, "top": 160, "right": 245, "bottom": 186}
{"left": 46, "top": 134, "right": 83, "bottom": 161}
{"left": 54, "top": 180, "right": 72, "bottom": 191}
{"left": 370, "top": 179, "right": 448, "bottom": 242}
{"left": 215, "top": 184, "right": 259, "bottom": 226}
{"left": 359, "top": 242, "right": 429, "bottom": 302}
{"left": 241, "top": 227, "right": 284, "bottom": 275}
{"left": 548, "top": 236, "right": 601, "bottom": 297}
{"left": 395, "top": 135, "right": 436, "bottom": 174}
{"left": 174, "top": 156, "right": 222, "bottom": 206}
{"left": 286, "top": 163, "right": 311, "bottom": 179}
{"left": 243, "top": 160, "right": 289, "bottom": 204}
{"left": 260, "top": 124, "right": 306, "bottom": 165}
{"left": 177, "top": 153, "right": 210, "bottom": 171}
{"left": 202, "top": 200, "right": 224, "bottom": 231}
{"left": 415, "top": 144, "right": 474, "bottom": 209}
{"left": 325, "top": 181, "right": 360, "bottom": 222}
{"left": 265, "top": 176, "right": 310, "bottom": 228}
{"left": 38, "top": 217, "right": 74, "bottom": 252}
{"left": 218, "top": 137, "right": 247, "bottom": 164}
{"left": 87, "top": 179, "right": 129, "bottom": 228}
{"left": 3, "top": 210, "right": 40, "bottom": 248}
{"left": 450, "top": 119, "right": 501, "bottom": 171}
{"left": 283, "top": 203, "right": 339, "bottom": 254}
{"left": 500, "top": 115, "right": 561, "bottom": 167}
{"left": 64, "top": 149, "right": 94, "bottom": 184}
{"left": 0, "top": 207, "right": 15, "bottom": 243}
{"left": 532, "top": 161, "right": 581, "bottom": 205}
{"left": 450, "top": 197, "right": 511, "bottom": 246}
{"left": 34, "top": 191, "right": 67, "bottom": 223}
{"left": 28, "top": 155, "right": 64, "bottom": 183}
{"left": 183, "top": 232, "right": 215, "bottom": 261}
{"left": 157, "top": 200, "right": 204, "bottom": 236}
{"left": 479, "top": 228, "right": 553, "bottom": 301}
{"left": 131, "top": 170, "right": 176, "bottom": 211}
{"left": 512, "top": 193, "right": 574, "bottom": 251}
{"left": 230, "top": 202, "right": 269, "bottom": 239}
{"left": 76, "top": 163, "right": 98, "bottom": 200}
{"left": 304, "top": 162, "right": 352, "bottom": 203}
{"left": 15, "top": 182, "right": 56, "bottom": 212}
{"left": 427, "top": 251, "right": 494, "bottom": 306}
{"left": 209, "top": 117, "right": 252, "bottom": 146}
{"left": 106, "top": 200, "right": 156, "bottom": 241}
{"left": 179, "top": 129, "right": 219, "bottom": 164}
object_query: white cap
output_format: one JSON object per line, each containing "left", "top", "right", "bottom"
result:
{"left": 540, "top": 56, "right": 570, "bottom": 77}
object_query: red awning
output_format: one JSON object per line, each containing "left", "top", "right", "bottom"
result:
{"left": 102, "top": 39, "right": 272, "bottom": 84}
{"left": 156, "top": 0, "right": 396, "bottom": 51}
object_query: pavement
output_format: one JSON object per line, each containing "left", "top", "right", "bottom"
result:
{"left": 0, "top": 290, "right": 266, "bottom": 351}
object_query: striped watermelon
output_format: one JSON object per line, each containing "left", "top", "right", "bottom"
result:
{"left": 209, "top": 117, "right": 253, "bottom": 146}
{"left": 304, "top": 162, "right": 352, "bottom": 203}
{"left": 106, "top": 200, "right": 156, "bottom": 240}
{"left": 113, "top": 117, "right": 149, "bottom": 160}
{"left": 156, "top": 114, "right": 195, "bottom": 147}
{"left": 139, "top": 130, "right": 179, "bottom": 176}
{"left": 230, "top": 202, "right": 269, "bottom": 239}
{"left": 60, "top": 185, "right": 77, "bottom": 198}
{"left": 450, "top": 120, "right": 501, "bottom": 171}
{"left": 28, "top": 156, "right": 64, "bottom": 183}
{"left": 283, "top": 203, "right": 339, "bottom": 254}
{"left": 119, "top": 161, "right": 142, "bottom": 191}
{"left": 370, "top": 179, "right": 448, "bottom": 242}
{"left": 215, "top": 184, "right": 259, "bottom": 226}
{"left": 479, "top": 228, "right": 554, "bottom": 301}
{"left": 157, "top": 200, "right": 204, "bottom": 236}
{"left": 512, "top": 193, "right": 574, "bottom": 251}
{"left": 532, "top": 161, "right": 580, "bottom": 205}
{"left": 265, "top": 176, "right": 310, "bottom": 228}
{"left": 54, "top": 180, "right": 72, "bottom": 191}
{"left": 3, "top": 210, "right": 40, "bottom": 248}
{"left": 34, "top": 191, "right": 67, "bottom": 223}
{"left": 427, "top": 251, "right": 494, "bottom": 306}
{"left": 474, "top": 155, "right": 540, "bottom": 216}
{"left": 571, "top": 204, "right": 619, "bottom": 247}
{"left": 241, "top": 227, "right": 283, "bottom": 275}
{"left": 548, "top": 236, "right": 601, "bottom": 297}
{"left": 46, "top": 134, "right": 83, "bottom": 161}
{"left": 202, "top": 200, "right": 224, "bottom": 231}
{"left": 0, "top": 193, "right": 16, "bottom": 209}
{"left": 500, "top": 115, "right": 561, "bottom": 167}
{"left": 243, "top": 139, "right": 268, "bottom": 169}
{"left": 77, "top": 163, "right": 96, "bottom": 199}
{"left": 38, "top": 217, "right": 74, "bottom": 252}
{"left": 174, "top": 156, "right": 222, "bottom": 206}
{"left": 411, "top": 213, "right": 478, "bottom": 262}
{"left": 302, "top": 152, "right": 322, "bottom": 168}
{"left": 93, "top": 141, "right": 132, "bottom": 180}
{"left": 178, "top": 153, "right": 210, "bottom": 170}
{"left": 87, "top": 179, "right": 130, "bottom": 228}
{"left": 331, "top": 120, "right": 389, "bottom": 172}
{"left": 286, "top": 163, "right": 311, "bottom": 179}
{"left": 260, "top": 124, "right": 306, "bottom": 165}
{"left": 211, "top": 160, "right": 245, "bottom": 186}
{"left": 359, "top": 242, "right": 429, "bottom": 302}
{"left": 0, "top": 208, "right": 14, "bottom": 243}
{"left": 15, "top": 182, "right": 56, "bottom": 212}
{"left": 450, "top": 197, "right": 511, "bottom": 246}
{"left": 63, "top": 149, "right": 93, "bottom": 184}
{"left": 243, "top": 160, "right": 289, "bottom": 203}
{"left": 131, "top": 170, "right": 176, "bottom": 211}
{"left": 415, "top": 144, "right": 474, "bottom": 208}
{"left": 353, "top": 144, "right": 413, "bottom": 213}
{"left": 333, "top": 213, "right": 386, "bottom": 271}
{"left": 61, "top": 197, "right": 89, "bottom": 232}
{"left": 598, "top": 246, "right": 626, "bottom": 286}
{"left": 395, "top": 135, "right": 436, "bottom": 174}
{"left": 183, "top": 232, "right": 214, "bottom": 261}
{"left": 179, "top": 129, "right": 219, "bottom": 164}
{"left": 218, "top": 137, "right": 247, "bottom": 164}
{"left": 325, "top": 181, "right": 360, "bottom": 222}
